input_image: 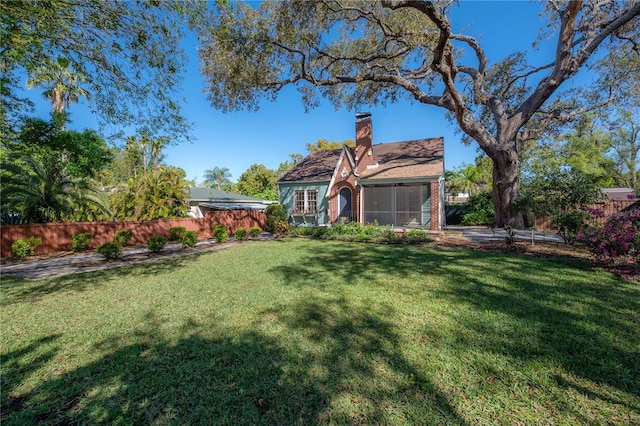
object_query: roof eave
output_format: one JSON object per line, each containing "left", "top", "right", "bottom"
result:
{"left": 357, "top": 175, "right": 443, "bottom": 186}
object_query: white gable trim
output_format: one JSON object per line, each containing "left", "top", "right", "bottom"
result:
{"left": 327, "top": 147, "right": 350, "bottom": 197}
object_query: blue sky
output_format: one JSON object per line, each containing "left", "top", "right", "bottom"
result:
{"left": 24, "top": 1, "right": 587, "bottom": 184}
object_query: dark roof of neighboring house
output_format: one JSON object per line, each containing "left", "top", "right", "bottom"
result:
{"left": 278, "top": 149, "right": 343, "bottom": 183}
{"left": 360, "top": 138, "right": 444, "bottom": 180}
{"left": 278, "top": 137, "right": 444, "bottom": 183}
{"left": 190, "top": 187, "right": 266, "bottom": 203}
{"left": 199, "top": 202, "right": 269, "bottom": 211}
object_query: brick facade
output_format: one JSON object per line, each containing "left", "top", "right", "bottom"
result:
{"left": 354, "top": 113, "right": 377, "bottom": 173}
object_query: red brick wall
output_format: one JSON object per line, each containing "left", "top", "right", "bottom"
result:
{"left": 355, "top": 115, "right": 377, "bottom": 172}
{"left": 1, "top": 211, "right": 266, "bottom": 258}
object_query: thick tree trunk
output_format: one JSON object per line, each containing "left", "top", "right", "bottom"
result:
{"left": 491, "top": 148, "right": 524, "bottom": 229}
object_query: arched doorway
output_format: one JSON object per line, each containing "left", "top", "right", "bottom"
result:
{"left": 338, "top": 187, "right": 353, "bottom": 222}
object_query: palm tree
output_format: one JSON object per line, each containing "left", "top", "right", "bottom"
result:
{"left": 1, "top": 155, "right": 110, "bottom": 223}
{"left": 202, "top": 166, "right": 232, "bottom": 190}
{"left": 26, "top": 57, "right": 90, "bottom": 127}
{"left": 109, "top": 166, "right": 189, "bottom": 221}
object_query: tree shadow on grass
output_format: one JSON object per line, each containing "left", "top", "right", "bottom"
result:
{"left": 269, "top": 240, "right": 640, "bottom": 419}
{"left": 1, "top": 250, "right": 217, "bottom": 306}
{"left": 1, "top": 309, "right": 469, "bottom": 425}
{"left": 258, "top": 296, "right": 467, "bottom": 424}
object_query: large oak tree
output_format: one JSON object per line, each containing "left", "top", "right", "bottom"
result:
{"left": 1, "top": 0, "right": 202, "bottom": 142}
{"left": 196, "top": 0, "right": 639, "bottom": 227}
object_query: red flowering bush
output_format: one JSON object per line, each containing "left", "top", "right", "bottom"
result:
{"left": 578, "top": 208, "right": 640, "bottom": 272}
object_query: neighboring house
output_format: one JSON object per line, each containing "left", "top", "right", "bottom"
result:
{"left": 277, "top": 113, "right": 445, "bottom": 230}
{"left": 189, "top": 187, "right": 274, "bottom": 218}
{"left": 601, "top": 188, "right": 636, "bottom": 201}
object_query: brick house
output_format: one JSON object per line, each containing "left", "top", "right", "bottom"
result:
{"left": 277, "top": 113, "right": 445, "bottom": 230}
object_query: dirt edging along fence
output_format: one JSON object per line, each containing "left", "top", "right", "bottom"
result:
{"left": 1, "top": 210, "right": 266, "bottom": 258}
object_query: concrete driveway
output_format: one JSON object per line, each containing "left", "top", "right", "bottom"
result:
{"left": 445, "top": 226, "right": 565, "bottom": 243}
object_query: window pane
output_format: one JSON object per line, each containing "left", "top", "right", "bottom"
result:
{"left": 294, "top": 190, "right": 305, "bottom": 212}
{"left": 307, "top": 190, "right": 317, "bottom": 212}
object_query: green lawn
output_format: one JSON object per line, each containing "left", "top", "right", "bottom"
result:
{"left": 2, "top": 239, "right": 639, "bottom": 425}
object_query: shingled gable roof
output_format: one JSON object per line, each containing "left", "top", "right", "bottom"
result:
{"left": 278, "top": 149, "right": 343, "bottom": 182}
{"left": 359, "top": 137, "right": 444, "bottom": 180}
{"left": 279, "top": 137, "right": 443, "bottom": 184}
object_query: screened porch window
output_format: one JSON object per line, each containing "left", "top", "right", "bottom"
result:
{"left": 363, "top": 184, "right": 431, "bottom": 226}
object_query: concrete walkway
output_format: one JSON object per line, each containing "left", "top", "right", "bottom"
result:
{"left": 1, "top": 228, "right": 565, "bottom": 281}
{"left": 1, "top": 235, "right": 272, "bottom": 281}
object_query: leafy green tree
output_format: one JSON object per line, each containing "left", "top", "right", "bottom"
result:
{"left": 109, "top": 166, "right": 190, "bottom": 221}
{"left": 196, "top": 0, "right": 639, "bottom": 228}
{"left": 608, "top": 110, "right": 639, "bottom": 193}
{"left": 1, "top": 0, "right": 200, "bottom": 141}
{"left": 98, "top": 131, "right": 168, "bottom": 185}
{"left": 306, "top": 139, "right": 355, "bottom": 153}
{"left": 519, "top": 170, "right": 600, "bottom": 243}
{"left": 445, "top": 155, "right": 491, "bottom": 195}
{"left": 3, "top": 117, "right": 113, "bottom": 179}
{"left": 236, "top": 164, "right": 279, "bottom": 200}
{"left": 202, "top": 166, "right": 233, "bottom": 190}
{"left": 1, "top": 155, "right": 110, "bottom": 223}
{"left": 276, "top": 153, "right": 304, "bottom": 178}
{"left": 523, "top": 114, "right": 616, "bottom": 188}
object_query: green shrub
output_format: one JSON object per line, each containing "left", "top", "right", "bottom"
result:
{"left": 363, "top": 221, "right": 380, "bottom": 236}
{"left": 380, "top": 225, "right": 395, "bottom": 240}
{"left": 11, "top": 237, "right": 42, "bottom": 258}
{"left": 180, "top": 230, "right": 198, "bottom": 248}
{"left": 147, "top": 235, "right": 168, "bottom": 253}
{"left": 461, "top": 211, "right": 494, "bottom": 226}
{"left": 212, "top": 225, "right": 229, "bottom": 243}
{"left": 273, "top": 220, "right": 291, "bottom": 236}
{"left": 311, "top": 226, "right": 330, "bottom": 238}
{"left": 71, "top": 233, "right": 92, "bottom": 252}
{"left": 114, "top": 230, "right": 133, "bottom": 246}
{"left": 249, "top": 226, "right": 261, "bottom": 238}
{"left": 235, "top": 228, "right": 248, "bottom": 241}
{"left": 405, "top": 229, "right": 434, "bottom": 244}
{"left": 385, "top": 233, "right": 406, "bottom": 244}
{"left": 169, "top": 226, "right": 187, "bottom": 241}
{"left": 461, "top": 191, "right": 494, "bottom": 226}
{"left": 345, "top": 221, "right": 363, "bottom": 235}
{"left": 265, "top": 204, "right": 287, "bottom": 232}
{"left": 330, "top": 222, "right": 347, "bottom": 235}
{"left": 96, "top": 241, "right": 122, "bottom": 259}
{"left": 552, "top": 210, "right": 589, "bottom": 244}
{"left": 290, "top": 226, "right": 313, "bottom": 237}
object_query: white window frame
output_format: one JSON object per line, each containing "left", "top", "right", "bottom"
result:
{"left": 293, "top": 188, "right": 318, "bottom": 213}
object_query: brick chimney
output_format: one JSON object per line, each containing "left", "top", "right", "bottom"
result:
{"left": 355, "top": 112, "right": 376, "bottom": 172}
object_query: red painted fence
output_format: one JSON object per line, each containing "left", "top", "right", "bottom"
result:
{"left": 1, "top": 210, "right": 266, "bottom": 258}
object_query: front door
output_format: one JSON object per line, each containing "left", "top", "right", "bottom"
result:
{"left": 338, "top": 187, "right": 352, "bottom": 221}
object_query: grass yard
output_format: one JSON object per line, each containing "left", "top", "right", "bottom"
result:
{"left": 1, "top": 239, "right": 639, "bottom": 425}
